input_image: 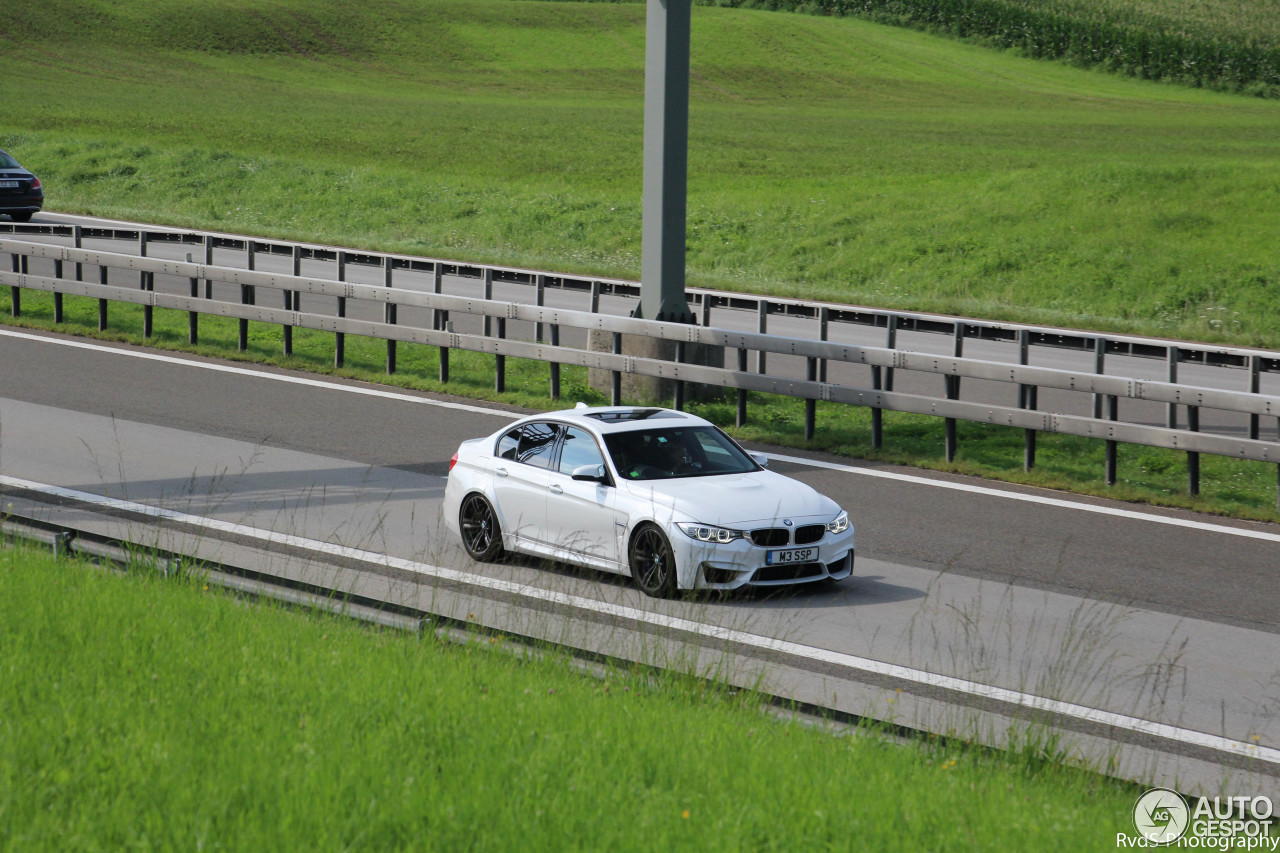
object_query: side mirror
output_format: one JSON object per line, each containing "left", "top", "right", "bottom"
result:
{"left": 750, "top": 453, "right": 769, "bottom": 469}
{"left": 571, "top": 464, "right": 608, "bottom": 483}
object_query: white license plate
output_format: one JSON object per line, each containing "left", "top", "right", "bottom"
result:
{"left": 765, "top": 547, "right": 817, "bottom": 566}
{"left": 0, "top": 181, "right": 18, "bottom": 189}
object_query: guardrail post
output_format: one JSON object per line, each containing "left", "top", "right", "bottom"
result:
{"left": 239, "top": 241, "right": 256, "bottom": 352}
{"left": 186, "top": 253, "right": 199, "bottom": 345}
{"left": 871, "top": 361, "right": 884, "bottom": 450}
{"left": 1187, "top": 405, "right": 1200, "bottom": 497}
{"left": 431, "top": 264, "right": 443, "bottom": 330}
{"left": 482, "top": 269, "right": 493, "bottom": 338}
{"left": 736, "top": 347, "right": 748, "bottom": 427}
{"left": 1105, "top": 395, "right": 1119, "bottom": 485}
{"left": 203, "top": 235, "right": 214, "bottom": 299}
{"left": 674, "top": 341, "right": 686, "bottom": 411}
{"left": 590, "top": 280, "right": 601, "bottom": 314}
{"left": 438, "top": 312, "right": 450, "bottom": 383}
{"left": 1249, "top": 355, "right": 1261, "bottom": 440}
{"left": 549, "top": 323, "right": 561, "bottom": 399}
{"left": 701, "top": 293, "right": 713, "bottom": 328}
{"left": 384, "top": 257, "right": 397, "bottom": 375}
{"left": 52, "top": 253, "right": 64, "bottom": 323}
{"left": 97, "top": 263, "right": 108, "bottom": 330}
{"left": 818, "top": 307, "right": 829, "bottom": 383}
{"left": 73, "top": 225, "right": 83, "bottom": 283}
{"left": 284, "top": 245, "right": 300, "bottom": 357}
{"left": 756, "top": 302, "right": 768, "bottom": 375}
{"left": 1018, "top": 330, "right": 1037, "bottom": 470}
{"left": 950, "top": 322, "right": 964, "bottom": 399}
{"left": 535, "top": 274, "right": 546, "bottom": 343}
{"left": 494, "top": 316, "right": 506, "bottom": 393}
{"left": 334, "top": 252, "right": 346, "bottom": 367}
{"left": 1167, "top": 346, "right": 1179, "bottom": 429}
{"left": 884, "top": 314, "right": 897, "bottom": 392}
{"left": 944, "top": 322, "right": 962, "bottom": 462}
{"left": 611, "top": 332, "right": 622, "bottom": 406}
{"left": 139, "top": 232, "right": 153, "bottom": 338}
{"left": 804, "top": 356, "right": 817, "bottom": 441}
{"left": 8, "top": 253, "right": 18, "bottom": 317}
{"left": 1093, "top": 337, "right": 1106, "bottom": 419}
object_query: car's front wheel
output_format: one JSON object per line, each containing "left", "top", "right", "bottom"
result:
{"left": 629, "top": 523, "right": 677, "bottom": 598}
{"left": 459, "top": 493, "right": 504, "bottom": 562}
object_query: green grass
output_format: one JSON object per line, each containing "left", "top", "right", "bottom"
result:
{"left": 3, "top": 0, "right": 1280, "bottom": 346}
{"left": 0, "top": 545, "right": 1137, "bottom": 850}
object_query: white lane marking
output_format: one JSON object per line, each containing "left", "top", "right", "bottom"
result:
{"left": 5, "top": 472, "right": 1278, "bottom": 766}
{"left": 4, "top": 327, "right": 1279, "bottom": 544}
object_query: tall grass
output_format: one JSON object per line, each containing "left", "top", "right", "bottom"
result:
{"left": 0, "top": 546, "right": 1137, "bottom": 850}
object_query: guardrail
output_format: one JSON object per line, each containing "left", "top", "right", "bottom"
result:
{"left": 5, "top": 227, "right": 1280, "bottom": 506}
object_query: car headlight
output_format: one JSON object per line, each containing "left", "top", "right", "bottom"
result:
{"left": 826, "top": 510, "right": 850, "bottom": 535}
{"left": 676, "top": 523, "right": 745, "bottom": 544}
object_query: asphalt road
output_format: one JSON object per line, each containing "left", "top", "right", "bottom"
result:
{"left": 2, "top": 326, "right": 1278, "bottom": 797}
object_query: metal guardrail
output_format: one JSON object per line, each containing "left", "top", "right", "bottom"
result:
{"left": 6, "top": 228, "right": 1280, "bottom": 505}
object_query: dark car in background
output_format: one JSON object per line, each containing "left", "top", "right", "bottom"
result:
{"left": 0, "top": 149, "right": 43, "bottom": 222}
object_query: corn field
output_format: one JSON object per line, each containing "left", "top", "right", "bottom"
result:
{"left": 700, "top": 0, "right": 1280, "bottom": 97}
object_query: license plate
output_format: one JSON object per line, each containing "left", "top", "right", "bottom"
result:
{"left": 765, "top": 547, "right": 817, "bottom": 566}
{"left": 0, "top": 181, "right": 18, "bottom": 189}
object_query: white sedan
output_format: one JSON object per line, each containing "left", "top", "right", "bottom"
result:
{"left": 443, "top": 405, "right": 855, "bottom": 596}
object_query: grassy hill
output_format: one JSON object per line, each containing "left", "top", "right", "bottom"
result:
{"left": 3, "top": 0, "right": 1280, "bottom": 346}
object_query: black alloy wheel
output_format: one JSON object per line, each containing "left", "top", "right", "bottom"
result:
{"left": 629, "top": 524, "right": 677, "bottom": 598}
{"left": 459, "top": 493, "right": 504, "bottom": 562}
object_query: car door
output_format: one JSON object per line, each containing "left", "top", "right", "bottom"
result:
{"left": 544, "top": 426, "right": 625, "bottom": 573}
{"left": 491, "top": 421, "right": 561, "bottom": 550}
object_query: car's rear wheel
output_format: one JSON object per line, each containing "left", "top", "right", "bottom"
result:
{"left": 9, "top": 212, "right": 32, "bottom": 223}
{"left": 629, "top": 524, "right": 677, "bottom": 598}
{"left": 459, "top": 493, "right": 504, "bottom": 562}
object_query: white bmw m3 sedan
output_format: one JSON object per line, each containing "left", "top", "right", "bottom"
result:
{"left": 443, "top": 405, "right": 855, "bottom": 597}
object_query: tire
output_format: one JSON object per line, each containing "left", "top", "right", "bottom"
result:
{"left": 9, "top": 212, "right": 33, "bottom": 223}
{"left": 459, "top": 493, "right": 504, "bottom": 562}
{"left": 629, "top": 524, "right": 677, "bottom": 598}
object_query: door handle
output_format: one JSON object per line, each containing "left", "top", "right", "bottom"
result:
{"left": 549, "top": 484, "right": 564, "bottom": 495}
{"left": 496, "top": 467, "right": 509, "bottom": 477}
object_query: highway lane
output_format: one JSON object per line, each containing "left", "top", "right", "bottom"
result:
{"left": 2, "top": 327, "right": 1279, "bottom": 796}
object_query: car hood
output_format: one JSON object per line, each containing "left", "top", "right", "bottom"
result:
{"left": 619, "top": 469, "right": 838, "bottom": 526}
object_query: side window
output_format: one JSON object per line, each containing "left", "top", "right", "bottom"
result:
{"left": 516, "top": 422, "right": 559, "bottom": 469}
{"left": 496, "top": 427, "right": 520, "bottom": 461}
{"left": 557, "top": 426, "right": 605, "bottom": 476}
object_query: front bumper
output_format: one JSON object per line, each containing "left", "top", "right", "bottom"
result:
{"left": 677, "top": 526, "right": 857, "bottom": 591}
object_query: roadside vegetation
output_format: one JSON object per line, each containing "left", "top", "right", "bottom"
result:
{"left": 0, "top": 545, "right": 1136, "bottom": 849}
{"left": 3, "top": 0, "right": 1280, "bottom": 518}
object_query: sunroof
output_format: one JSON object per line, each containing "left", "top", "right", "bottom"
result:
{"left": 583, "top": 408, "right": 684, "bottom": 422}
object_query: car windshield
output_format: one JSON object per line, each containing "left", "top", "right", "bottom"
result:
{"left": 603, "top": 426, "right": 758, "bottom": 481}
